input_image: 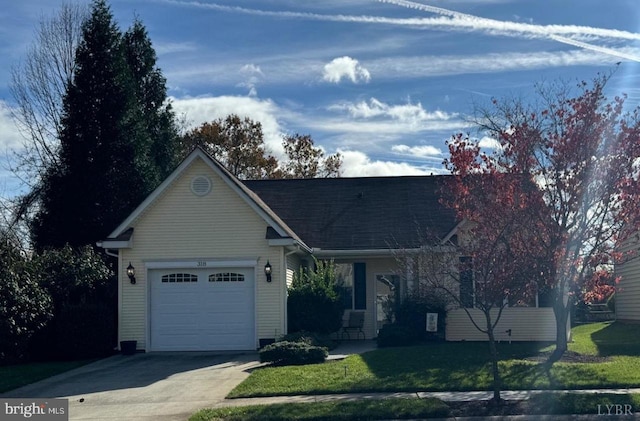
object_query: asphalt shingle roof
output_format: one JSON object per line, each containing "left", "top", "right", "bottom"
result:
{"left": 244, "top": 175, "right": 457, "bottom": 250}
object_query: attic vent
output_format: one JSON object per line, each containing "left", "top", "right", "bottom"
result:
{"left": 191, "top": 176, "right": 211, "bottom": 196}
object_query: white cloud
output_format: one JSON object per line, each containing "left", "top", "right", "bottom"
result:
{"left": 164, "top": 0, "right": 640, "bottom": 62}
{"left": 478, "top": 136, "right": 502, "bottom": 149}
{"left": 322, "top": 56, "right": 371, "bottom": 84}
{"left": 338, "top": 149, "right": 444, "bottom": 176}
{"left": 165, "top": 1, "right": 640, "bottom": 42}
{"left": 365, "top": 48, "right": 628, "bottom": 80}
{"left": 154, "top": 41, "right": 198, "bottom": 55}
{"left": 330, "top": 98, "right": 456, "bottom": 122}
{"left": 171, "top": 95, "right": 286, "bottom": 156}
{"left": 391, "top": 144, "right": 442, "bottom": 157}
{"left": 163, "top": 47, "right": 630, "bottom": 93}
{"left": 238, "top": 64, "right": 265, "bottom": 96}
{"left": 0, "top": 101, "right": 23, "bottom": 151}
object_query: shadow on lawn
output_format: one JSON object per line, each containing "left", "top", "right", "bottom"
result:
{"left": 357, "top": 342, "right": 556, "bottom": 392}
{"left": 590, "top": 321, "right": 640, "bottom": 356}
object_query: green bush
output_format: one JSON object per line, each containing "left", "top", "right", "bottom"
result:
{"left": 377, "top": 324, "right": 423, "bottom": 347}
{"left": 287, "top": 259, "right": 344, "bottom": 334}
{"left": 30, "top": 245, "right": 116, "bottom": 361}
{"left": 394, "top": 285, "right": 448, "bottom": 341}
{"left": 280, "top": 331, "right": 337, "bottom": 351}
{"left": 54, "top": 302, "right": 115, "bottom": 360}
{"left": 260, "top": 341, "right": 328, "bottom": 365}
{"left": 0, "top": 239, "right": 53, "bottom": 364}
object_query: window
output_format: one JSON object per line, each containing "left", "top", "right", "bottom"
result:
{"left": 161, "top": 273, "right": 198, "bottom": 283}
{"left": 209, "top": 272, "right": 245, "bottom": 282}
{"left": 336, "top": 262, "right": 366, "bottom": 310}
{"left": 508, "top": 284, "right": 553, "bottom": 308}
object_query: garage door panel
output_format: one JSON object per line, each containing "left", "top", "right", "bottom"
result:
{"left": 150, "top": 267, "right": 255, "bottom": 351}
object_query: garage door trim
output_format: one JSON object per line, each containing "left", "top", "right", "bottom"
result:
{"left": 146, "top": 259, "right": 258, "bottom": 269}
{"left": 145, "top": 258, "right": 258, "bottom": 351}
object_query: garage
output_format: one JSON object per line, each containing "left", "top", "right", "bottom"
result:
{"left": 149, "top": 267, "right": 255, "bottom": 351}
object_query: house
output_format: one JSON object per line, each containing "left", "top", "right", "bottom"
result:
{"left": 614, "top": 239, "right": 640, "bottom": 322}
{"left": 98, "top": 148, "right": 562, "bottom": 352}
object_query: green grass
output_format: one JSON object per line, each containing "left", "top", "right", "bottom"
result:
{"left": 529, "top": 392, "right": 640, "bottom": 415}
{"left": 190, "top": 398, "right": 450, "bottom": 421}
{"left": 190, "top": 393, "right": 640, "bottom": 420}
{"left": 0, "top": 359, "right": 97, "bottom": 393}
{"left": 229, "top": 321, "right": 640, "bottom": 398}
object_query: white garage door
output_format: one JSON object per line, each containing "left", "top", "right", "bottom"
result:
{"left": 150, "top": 267, "right": 255, "bottom": 351}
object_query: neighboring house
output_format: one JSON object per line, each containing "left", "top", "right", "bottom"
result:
{"left": 98, "top": 148, "right": 561, "bottom": 352}
{"left": 614, "top": 239, "right": 640, "bottom": 322}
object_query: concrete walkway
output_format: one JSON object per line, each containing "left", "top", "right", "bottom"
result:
{"left": 215, "top": 387, "right": 640, "bottom": 408}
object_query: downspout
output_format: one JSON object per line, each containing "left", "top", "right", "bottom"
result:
{"left": 104, "top": 248, "right": 119, "bottom": 258}
{"left": 96, "top": 244, "right": 121, "bottom": 350}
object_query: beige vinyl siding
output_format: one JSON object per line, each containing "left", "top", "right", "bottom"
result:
{"left": 119, "top": 157, "right": 285, "bottom": 350}
{"left": 286, "top": 254, "right": 301, "bottom": 289}
{"left": 283, "top": 253, "right": 303, "bottom": 337}
{"left": 446, "top": 307, "right": 558, "bottom": 341}
{"left": 615, "top": 240, "right": 640, "bottom": 321}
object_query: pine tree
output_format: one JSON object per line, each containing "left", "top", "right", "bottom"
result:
{"left": 31, "top": 0, "right": 177, "bottom": 249}
{"left": 122, "top": 18, "right": 178, "bottom": 185}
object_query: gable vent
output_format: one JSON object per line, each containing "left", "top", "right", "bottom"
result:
{"left": 191, "top": 176, "right": 211, "bottom": 196}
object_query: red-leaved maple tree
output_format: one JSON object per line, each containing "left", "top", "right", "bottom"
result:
{"left": 444, "top": 73, "right": 640, "bottom": 363}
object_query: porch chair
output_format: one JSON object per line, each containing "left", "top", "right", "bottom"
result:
{"left": 341, "top": 311, "right": 365, "bottom": 340}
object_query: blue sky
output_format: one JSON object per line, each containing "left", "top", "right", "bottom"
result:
{"left": 2, "top": 0, "right": 640, "bottom": 195}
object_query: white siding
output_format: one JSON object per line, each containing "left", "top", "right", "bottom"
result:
{"left": 119, "top": 157, "right": 285, "bottom": 350}
{"left": 615, "top": 238, "right": 640, "bottom": 321}
{"left": 446, "top": 307, "right": 559, "bottom": 342}
{"left": 286, "top": 254, "right": 300, "bottom": 289}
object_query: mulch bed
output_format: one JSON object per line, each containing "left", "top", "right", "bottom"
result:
{"left": 447, "top": 400, "right": 533, "bottom": 417}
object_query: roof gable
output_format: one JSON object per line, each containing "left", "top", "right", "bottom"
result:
{"left": 105, "top": 148, "right": 307, "bottom": 249}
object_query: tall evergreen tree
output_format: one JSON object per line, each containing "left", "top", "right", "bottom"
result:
{"left": 122, "top": 18, "right": 178, "bottom": 185}
{"left": 31, "top": 0, "right": 177, "bottom": 249}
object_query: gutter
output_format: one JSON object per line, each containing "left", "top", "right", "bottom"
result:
{"left": 312, "top": 246, "right": 456, "bottom": 258}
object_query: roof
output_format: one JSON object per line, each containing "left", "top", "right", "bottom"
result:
{"left": 244, "top": 175, "right": 457, "bottom": 251}
{"left": 99, "top": 148, "right": 457, "bottom": 253}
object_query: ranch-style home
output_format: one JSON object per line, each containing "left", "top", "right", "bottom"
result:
{"left": 98, "top": 148, "right": 564, "bottom": 352}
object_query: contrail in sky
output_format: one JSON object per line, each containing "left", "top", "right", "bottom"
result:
{"left": 378, "top": 0, "right": 640, "bottom": 62}
{"left": 161, "top": 0, "right": 640, "bottom": 62}
{"left": 162, "top": 0, "right": 640, "bottom": 41}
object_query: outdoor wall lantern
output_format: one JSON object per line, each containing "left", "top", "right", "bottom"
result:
{"left": 126, "top": 262, "right": 136, "bottom": 284}
{"left": 264, "top": 261, "right": 272, "bottom": 282}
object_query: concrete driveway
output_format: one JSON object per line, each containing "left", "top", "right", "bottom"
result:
{"left": 2, "top": 352, "right": 261, "bottom": 421}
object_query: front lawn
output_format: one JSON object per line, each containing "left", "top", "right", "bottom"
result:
{"left": 191, "top": 397, "right": 450, "bottom": 421}
{"left": 0, "top": 359, "right": 97, "bottom": 393}
{"left": 229, "top": 321, "right": 640, "bottom": 398}
{"left": 191, "top": 393, "right": 640, "bottom": 420}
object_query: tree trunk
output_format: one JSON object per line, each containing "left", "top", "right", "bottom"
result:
{"left": 547, "top": 301, "right": 569, "bottom": 364}
{"left": 485, "top": 312, "right": 503, "bottom": 404}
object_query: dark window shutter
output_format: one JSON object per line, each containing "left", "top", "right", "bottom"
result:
{"left": 354, "top": 262, "right": 366, "bottom": 310}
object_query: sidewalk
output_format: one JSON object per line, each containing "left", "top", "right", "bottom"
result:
{"left": 213, "top": 388, "right": 640, "bottom": 409}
